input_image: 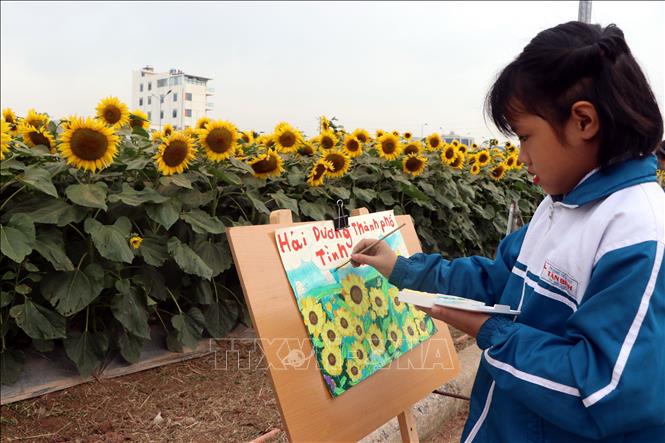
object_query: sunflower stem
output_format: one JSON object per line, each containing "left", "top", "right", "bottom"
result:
{"left": 167, "top": 288, "right": 183, "bottom": 314}
{"left": 68, "top": 223, "right": 87, "bottom": 241}
{"left": 0, "top": 185, "right": 26, "bottom": 212}
{"left": 153, "top": 307, "right": 168, "bottom": 333}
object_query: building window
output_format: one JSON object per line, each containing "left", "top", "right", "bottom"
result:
{"left": 147, "top": 111, "right": 151, "bottom": 120}
{"left": 160, "top": 110, "right": 164, "bottom": 119}
{"left": 148, "top": 96, "right": 151, "bottom": 105}
{"left": 139, "top": 97, "right": 143, "bottom": 106}
{"left": 185, "top": 109, "right": 192, "bottom": 117}
{"left": 157, "top": 78, "right": 167, "bottom": 88}
{"left": 185, "top": 92, "right": 193, "bottom": 101}
{"left": 173, "top": 93, "right": 178, "bottom": 102}
{"left": 148, "top": 82, "right": 152, "bottom": 91}
{"left": 160, "top": 95, "right": 164, "bottom": 104}
{"left": 172, "top": 109, "right": 177, "bottom": 118}
{"left": 140, "top": 83, "right": 144, "bottom": 92}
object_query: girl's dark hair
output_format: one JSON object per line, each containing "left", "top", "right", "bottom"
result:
{"left": 486, "top": 21, "right": 663, "bottom": 168}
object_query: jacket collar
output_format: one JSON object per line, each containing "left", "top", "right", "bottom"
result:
{"left": 556, "top": 155, "right": 658, "bottom": 207}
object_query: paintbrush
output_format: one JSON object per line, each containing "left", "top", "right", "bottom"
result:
{"left": 334, "top": 223, "right": 406, "bottom": 271}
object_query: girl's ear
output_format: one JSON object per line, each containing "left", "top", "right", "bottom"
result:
{"left": 570, "top": 101, "right": 600, "bottom": 140}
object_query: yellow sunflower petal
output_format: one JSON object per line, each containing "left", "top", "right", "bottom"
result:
{"left": 59, "top": 117, "right": 119, "bottom": 172}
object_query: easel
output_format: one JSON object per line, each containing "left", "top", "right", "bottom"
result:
{"left": 227, "top": 208, "right": 460, "bottom": 442}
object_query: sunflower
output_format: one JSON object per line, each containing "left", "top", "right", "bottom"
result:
{"left": 457, "top": 144, "right": 468, "bottom": 155}
{"left": 18, "top": 121, "right": 56, "bottom": 152}
{"left": 386, "top": 323, "right": 403, "bottom": 351}
{"left": 298, "top": 142, "right": 317, "bottom": 156}
{"left": 321, "top": 344, "right": 343, "bottom": 376}
{"left": 506, "top": 145, "right": 517, "bottom": 154}
{"left": 450, "top": 152, "right": 465, "bottom": 170}
{"left": 318, "top": 129, "right": 338, "bottom": 150}
{"left": 322, "top": 149, "right": 351, "bottom": 178}
{"left": 301, "top": 296, "right": 327, "bottom": 337}
{"left": 391, "top": 130, "right": 400, "bottom": 137}
{"left": 59, "top": 117, "right": 119, "bottom": 172}
{"left": 352, "top": 128, "right": 370, "bottom": 144}
{"left": 348, "top": 340, "right": 369, "bottom": 369}
{"left": 403, "top": 154, "right": 428, "bottom": 177}
{"left": 451, "top": 139, "right": 460, "bottom": 147}
{"left": 341, "top": 273, "right": 370, "bottom": 316}
{"left": 426, "top": 133, "right": 443, "bottom": 151}
{"left": 320, "top": 115, "right": 331, "bottom": 132}
{"left": 95, "top": 96, "right": 129, "bottom": 128}
{"left": 505, "top": 141, "right": 513, "bottom": 149}
{"left": 415, "top": 316, "right": 431, "bottom": 336}
{"left": 375, "top": 129, "right": 385, "bottom": 139}
{"left": 467, "top": 154, "right": 477, "bottom": 165}
{"left": 239, "top": 130, "right": 254, "bottom": 145}
{"left": 353, "top": 319, "right": 366, "bottom": 340}
{"left": 274, "top": 122, "right": 302, "bottom": 153}
{"left": 129, "top": 109, "right": 150, "bottom": 130}
{"left": 375, "top": 133, "right": 401, "bottom": 160}
{"left": 366, "top": 324, "right": 386, "bottom": 356}
{"left": 470, "top": 164, "right": 481, "bottom": 175}
{"left": 440, "top": 144, "right": 457, "bottom": 165}
{"left": 369, "top": 288, "right": 389, "bottom": 318}
{"left": 198, "top": 120, "right": 237, "bottom": 161}
{"left": 256, "top": 134, "right": 276, "bottom": 150}
{"left": 471, "top": 143, "right": 479, "bottom": 150}
{"left": 154, "top": 132, "right": 197, "bottom": 175}
{"left": 489, "top": 164, "right": 507, "bottom": 181}
{"left": 402, "top": 317, "right": 419, "bottom": 345}
{"left": 476, "top": 149, "right": 491, "bottom": 167}
{"left": 161, "top": 124, "right": 174, "bottom": 138}
{"left": 403, "top": 141, "right": 422, "bottom": 156}
{"left": 342, "top": 135, "right": 363, "bottom": 158}
{"left": 504, "top": 155, "right": 518, "bottom": 170}
{"left": 1, "top": 120, "right": 11, "bottom": 160}
{"left": 2, "top": 108, "right": 18, "bottom": 135}
{"left": 129, "top": 236, "right": 143, "bottom": 249}
{"left": 346, "top": 360, "right": 363, "bottom": 383}
{"left": 151, "top": 130, "right": 164, "bottom": 143}
{"left": 334, "top": 307, "right": 355, "bottom": 337}
{"left": 195, "top": 116, "right": 211, "bottom": 130}
{"left": 307, "top": 159, "right": 333, "bottom": 187}
{"left": 247, "top": 150, "right": 284, "bottom": 179}
{"left": 491, "top": 147, "right": 502, "bottom": 155}
{"left": 403, "top": 131, "right": 413, "bottom": 140}
{"left": 321, "top": 320, "right": 343, "bottom": 348}
{"left": 24, "top": 108, "right": 49, "bottom": 129}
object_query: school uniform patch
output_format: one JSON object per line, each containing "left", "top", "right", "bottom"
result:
{"left": 541, "top": 261, "right": 578, "bottom": 299}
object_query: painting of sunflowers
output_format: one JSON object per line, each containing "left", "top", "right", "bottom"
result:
{"left": 275, "top": 211, "right": 437, "bottom": 397}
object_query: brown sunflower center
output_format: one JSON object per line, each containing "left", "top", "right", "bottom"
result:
{"left": 356, "top": 349, "right": 364, "bottom": 360}
{"left": 163, "top": 140, "right": 189, "bottom": 167}
{"left": 70, "top": 128, "right": 108, "bottom": 160}
{"left": 328, "top": 354, "right": 336, "bottom": 366}
{"left": 356, "top": 133, "right": 367, "bottom": 143}
{"left": 479, "top": 154, "right": 489, "bottom": 163}
{"left": 407, "top": 326, "right": 414, "bottom": 336}
{"left": 299, "top": 145, "right": 315, "bottom": 156}
{"left": 312, "top": 163, "right": 327, "bottom": 181}
{"left": 404, "top": 144, "right": 418, "bottom": 155}
{"left": 491, "top": 167, "right": 505, "bottom": 178}
{"left": 351, "top": 366, "right": 358, "bottom": 376}
{"left": 419, "top": 320, "right": 426, "bottom": 331}
{"left": 350, "top": 286, "right": 363, "bottom": 304}
{"left": 129, "top": 116, "right": 143, "bottom": 128}
{"left": 406, "top": 157, "right": 423, "bottom": 172}
{"left": 381, "top": 140, "right": 396, "bottom": 154}
{"left": 326, "top": 329, "right": 336, "bottom": 341}
{"left": 374, "top": 296, "right": 383, "bottom": 307}
{"left": 390, "top": 331, "right": 398, "bottom": 341}
{"left": 355, "top": 325, "right": 363, "bottom": 336}
{"left": 321, "top": 136, "right": 334, "bottom": 150}
{"left": 445, "top": 149, "right": 455, "bottom": 159}
{"left": 241, "top": 133, "right": 251, "bottom": 143}
{"left": 206, "top": 127, "right": 233, "bottom": 153}
{"left": 394, "top": 296, "right": 401, "bottom": 306}
{"left": 28, "top": 131, "right": 51, "bottom": 149}
{"left": 340, "top": 318, "right": 349, "bottom": 329}
{"left": 278, "top": 131, "right": 296, "bottom": 148}
{"left": 346, "top": 139, "right": 360, "bottom": 152}
{"left": 251, "top": 153, "right": 279, "bottom": 174}
{"left": 430, "top": 138, "right": 440, "bottom": 148}
{"left": 371, "top": 334, "right": 380, "bottom": 347}
{"left": 308, "top": 311, "right": 319, "bottom": 325}
{"left": 325, "top": 154, "right": 346, "bottom": 172}
{"left": 103, "top": 106, "right": 121, "bottom": 125}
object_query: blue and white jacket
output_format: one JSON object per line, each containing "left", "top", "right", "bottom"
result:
{"left": 389, "top": 156, "right": 665, "bottom": 442}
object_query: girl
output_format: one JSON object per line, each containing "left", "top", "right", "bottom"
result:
{"left": 352, "top": 21, "right": 664, "bottom": 443}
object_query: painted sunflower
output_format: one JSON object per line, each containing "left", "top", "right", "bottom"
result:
{"left": 334, "top": 307, "right": 355, "bottom": 337}
{"left": 388, "top": 286, "right": 406, "bottom": 313}
{"left": 198, "top": 120, "right": 238, "bottom": 162}
{"left": 386, "top": 323, "right": 404, "bottom": 351}
{"left": 59, "top": 117, "right": 119, "bottom": 172}
{"left": 95, "top": 96, "right": 129, "bottom": 128}
{"left": 376, "top": 133, "right": 401, "bottom": 160}
{"left": 402, "top": 317, "right": 419, "bottom": 345}
{"left": 346, "top": 360, "right": 363, "bottom": 383}
{"left": 340, "top": 273, "right": 370, "bottom": 316}
{"left": 369, "top": 287, "right": 389, "bottom": 318}
{"left": 348, "top": 341, "right": 369, "bottom": 369}
{"left": 154, "top": 132, "right": 197, "bottom": 175}
{"left": 247, "top": 150, "right": 284, "bottom": 179}
{"left": 300, "top": 296, "right": 326, "bottom": 337}
{"left": 321, "top": 344, "right": 343, "bottom": 376}
{"left": 366, "top": 324, "right": 386, "bottom": 356}
{"left": 321, "top": 320, "right": 343, "bottom": 348}
{"left": 403, "top": 154, "right": 428, "bottom": 177}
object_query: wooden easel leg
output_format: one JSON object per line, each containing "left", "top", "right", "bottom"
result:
{"left": 398, "top": 408, "right": 419, "bottom": 443}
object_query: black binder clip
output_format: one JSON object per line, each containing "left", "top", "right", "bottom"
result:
{"left": 334, "top": 199, "right": 349, "bottom": 230}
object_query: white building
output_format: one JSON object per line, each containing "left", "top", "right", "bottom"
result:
{"left": 441, "top": 131, "right": 475, "bottom": 147}
{"left": 131, "top": 66, "right": 214, "bottom": 131}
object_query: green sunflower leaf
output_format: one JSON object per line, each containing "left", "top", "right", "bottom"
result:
{"left": 64, "top": 331, "right": 109, "bottom": 378}
{"left": 0, "top": 214, "right": 35, "bottom": 263}
{"left": 65, "top": 183, "right": 108, "bottom": 210}
{"left": 40, "top": 263, "right": 104, "bottom": 316}
{"left": 171, "top": 307, "right": 206, "bottom": 350}
{"left": 9, "top": 300, "right": 66, "bottom": 340}
{"left": 84, "top": 217, "right": 134, "bottom": 264}
{"left": 167, "top": 237, "right": 213, "bottom": 280}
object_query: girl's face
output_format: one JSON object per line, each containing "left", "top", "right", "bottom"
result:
{"left": 511, "top": 111, "right": 599, "bottom": 196}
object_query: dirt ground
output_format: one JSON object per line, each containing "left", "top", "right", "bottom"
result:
{"left": 1, "top": 328, "right": 473, "bottom": 443}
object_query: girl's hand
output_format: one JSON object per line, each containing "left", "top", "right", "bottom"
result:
{"left": 418, "top": 305, "right": 491, "bottom": 338}
{"left": 351, "top": 239, "right": 398, "bottom": 279}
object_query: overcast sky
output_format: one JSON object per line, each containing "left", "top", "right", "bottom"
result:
{"left": 1, "top": 1, "right": 663, "bottom": 141}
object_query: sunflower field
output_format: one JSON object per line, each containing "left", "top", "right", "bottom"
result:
{"left": 0, "top": 98, "right": 543, "bottom": 384}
